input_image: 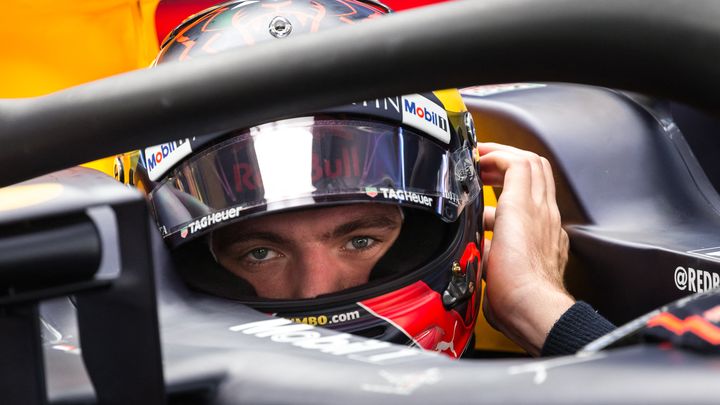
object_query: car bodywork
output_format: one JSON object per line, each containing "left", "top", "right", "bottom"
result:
{"left": 1, "top": 0, "right": 719, "bottom": 403}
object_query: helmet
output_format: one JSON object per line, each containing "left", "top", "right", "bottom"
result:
{"left": 116, "top": 0, "right": 484, "bottom": 358}
{"left": 155, "top": 0, "right": 390, "bottom": 63}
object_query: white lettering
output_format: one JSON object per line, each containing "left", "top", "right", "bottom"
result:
{"left": 378, "top": 188, "right": 433, "bottom": 207}
{"left": 698, "top": 270, "right": 704, "bottom": 292}
{"left": 326, "top": 340, "right": 392, "bottom": 356}
{"left": 704, "top": 272, "right": 712, "bottom": 293}
{"left": 331, "top": 311, "right": 360, "bottom": 323}
{"left": 271, "top": 331, "right": 322, "bottom": 343}
{"left": 228, "top": 319, "right": 424, "bottom": 365}
{"left": 182, "top": 206, "right": 247, "bottom": 236}
{"left": 386, "top": 97, "right": 400, "bottom": 113}
{"left": 294, "top": 334, "right": 355, "bottom": 350}
{"left": 689, "top": 268, "right": 696, "bottom": 292}
{"left": 255, "top": 324, "right": 313, "bottom": 338}
{"left": 674, "top": 266, "right": 720, "bottom": 293}
{"left": 229, "top": 318, "right": 292, "bottom": 332}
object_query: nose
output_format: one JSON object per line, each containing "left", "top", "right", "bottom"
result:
{"left": 290, "top": 245, "right": 360, "bottom": 299}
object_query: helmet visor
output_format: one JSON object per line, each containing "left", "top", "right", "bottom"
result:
{"left": 150, "top": 117, "right": 480, "bottom": 246}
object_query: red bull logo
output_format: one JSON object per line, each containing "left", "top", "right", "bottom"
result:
{"left": 233, "top": 145, "right": 361, "bottom": 193}
{"left": 311, "top": 145, "right": 361, "bottom": 182}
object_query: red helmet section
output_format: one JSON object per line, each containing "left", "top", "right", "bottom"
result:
{"left": 359, "top": 242, "right": 481, "bottom": 358}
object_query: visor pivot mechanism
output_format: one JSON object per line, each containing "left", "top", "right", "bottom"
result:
{"left": 442, "top": 258, "right": 478, "bottom": 309}
{"left": 269, "top": 16, "right": 293, "bottom": 38}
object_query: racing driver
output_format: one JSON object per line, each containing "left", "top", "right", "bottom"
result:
{"left": 117, "top": 0, "right": 615, "bottom": 357}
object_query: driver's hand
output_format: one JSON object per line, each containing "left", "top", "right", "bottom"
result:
{"left": 477, "top": 142, "right": 573, "bottom": 356}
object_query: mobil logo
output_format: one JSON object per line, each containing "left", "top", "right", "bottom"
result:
{"left": 401, "top": 94, "right": 451, "bottom": 144}
{"left": 146, "top": 140, "right": 184, "bottom": 169}
{"left": 144, "top": 139, "right": 192, "bottom": 181}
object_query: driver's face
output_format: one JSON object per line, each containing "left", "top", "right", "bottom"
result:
{"left": 211, "top": 204, "right": 403, "bottom": 299}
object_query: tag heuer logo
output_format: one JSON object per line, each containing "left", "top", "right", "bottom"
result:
{"left": 180, "top": 227, "right": 189, "bottom": 238}
{"left": 365, "top": 187, "right": 378, "bottom": 198}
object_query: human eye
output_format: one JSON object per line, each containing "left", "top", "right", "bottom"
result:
{"left": 243, "top": 247, "right": 281, "bottom": 263}
{"left": 344, "top": 236, "right": 378, "bottom": 251}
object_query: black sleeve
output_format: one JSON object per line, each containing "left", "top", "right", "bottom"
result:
{"left": 541, "top": 301, "right": 616, "bottom": 356}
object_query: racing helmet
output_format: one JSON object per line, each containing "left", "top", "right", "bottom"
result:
{"left": 117, "top": 0, "right": 484, "bottom": 358}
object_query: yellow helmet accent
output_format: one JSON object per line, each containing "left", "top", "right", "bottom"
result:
{"left": 434, "top": 88, "right": 468, "bottom": 114}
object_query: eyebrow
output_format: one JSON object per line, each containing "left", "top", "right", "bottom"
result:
{"left": 323, "top": 214, "right": 401, "bottom": 241}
